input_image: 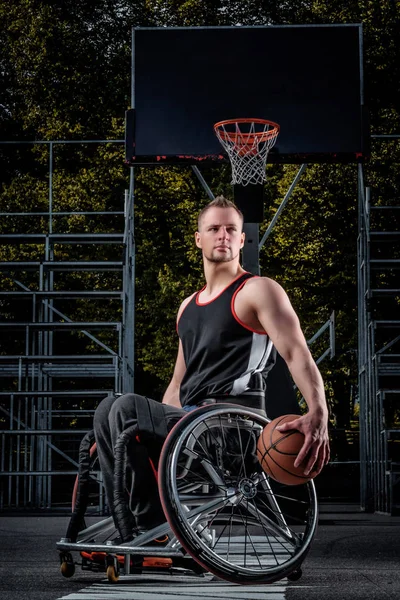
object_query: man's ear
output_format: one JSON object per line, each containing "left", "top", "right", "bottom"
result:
{"left": 195, "top": 231, "right": 202, "bottom": 248}
{"left": 240, "top": 231, "right": 245, "bottom": 248}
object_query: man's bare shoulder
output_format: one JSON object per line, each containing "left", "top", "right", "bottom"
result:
{"left": 243, "top": 275, "right": 286, "bottom": 297}
{"left": 241, "top": 276, "right": 298, "bottom": 327}
{"left": 239, "top": 277, "right": 291, "bottom": 314}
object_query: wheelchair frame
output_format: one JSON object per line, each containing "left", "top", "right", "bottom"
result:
{"left": 57, "top": 404, "right": 318, "bottom": 584}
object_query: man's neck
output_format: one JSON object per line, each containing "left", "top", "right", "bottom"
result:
{"left": 202, "top": 262, "right": 246, "bottom": 296}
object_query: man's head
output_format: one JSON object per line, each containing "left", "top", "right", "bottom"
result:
{"left": 195, "top": 196, "right": 245, "bottom": 264}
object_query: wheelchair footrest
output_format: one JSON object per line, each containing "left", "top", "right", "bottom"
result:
{"left": 81, "top": 550, "right": 172, "bottom": 569}
{"left": 80, "top": 550, "right": 205, "bottom": 575}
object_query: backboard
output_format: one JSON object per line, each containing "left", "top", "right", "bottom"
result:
{"left": 125, "top": 24, "right": 368, "bottom": 165}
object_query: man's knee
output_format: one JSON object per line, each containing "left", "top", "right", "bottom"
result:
{"left": 108, "top": 393, "right": 159, "bottom": 439}
{"left": 108, "top": 393, "right": 146, "bottom": 423}
{"left": 93, "top": 394, "right": 116, "bottom": 432}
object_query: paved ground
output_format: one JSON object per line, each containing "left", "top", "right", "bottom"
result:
{"left": 0, "top": 504, "right": 399, "bottom": 600}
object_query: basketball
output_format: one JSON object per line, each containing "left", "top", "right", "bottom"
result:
{"left": 257, "top": 414, "right": 315, "bottom": 486}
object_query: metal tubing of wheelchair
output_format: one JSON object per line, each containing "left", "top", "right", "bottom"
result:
{"left": 177, "top": 493, "right": 227, "bottom": 504}
{"left": 124, "top": 554, "right": 131, "bottom": 575}
{"left": 126, "top": 523, "right": 172, "bottom": 546}
{"left": 75, "top": 516, "right": 115, "bottom": 543}
{"left": 56, "top": 540, "right": 183, "bottom": 557}
{"left": 184, "top": 494, "right": 232, "bottom": 518}
{"left": 200, "top": 460, "right": 226, "bottom": 487}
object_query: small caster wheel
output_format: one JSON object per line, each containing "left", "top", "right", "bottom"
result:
{"left": 287, "top": 567, "right": 302, "bottom": 581}
{"left": 107, "top": 564, "right": 120, "bottom": 583}
{"left": 60, "top": 553, "right": 75, "bottom": 578}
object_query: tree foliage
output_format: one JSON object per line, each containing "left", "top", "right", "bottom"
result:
{"left": 1, "top": 0, "right": 399, "bottom": 430}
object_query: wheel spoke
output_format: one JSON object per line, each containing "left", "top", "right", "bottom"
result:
{"left": 235, "top": 502, "right": 264, "bottom": 569}
{"left": 244, "top": 499, "right": 300, "bottom": 547}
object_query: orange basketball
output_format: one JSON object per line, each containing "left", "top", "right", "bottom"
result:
{"left": 257, "top": 414, "right": 315, "bottom": 486}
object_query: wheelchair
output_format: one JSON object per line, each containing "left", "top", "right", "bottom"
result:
{"left": 57, "top": 402, "right": 318, "bottom": 585}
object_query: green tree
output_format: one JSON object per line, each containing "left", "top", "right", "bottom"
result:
{"left": 1, "top": 0, "right": 399, "bottom": 425}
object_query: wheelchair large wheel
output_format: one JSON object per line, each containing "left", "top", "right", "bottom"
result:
{"left": 159, "top": 405, "right": 318, "bottom": 584}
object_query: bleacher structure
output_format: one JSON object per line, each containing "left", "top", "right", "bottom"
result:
{"left": 0, "top": 141, "right": 134, "bottom": 509}
{"left": 1, "top": 138, "right": 398, "bottom": 515}
{"left": 358, "top": 157, "right": 400, "bottom": 514}
{"left": 0, "top": 141, "right": 340, "bottom": 513}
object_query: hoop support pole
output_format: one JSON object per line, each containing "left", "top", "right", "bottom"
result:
{"left": 259, "top": 164, "right": 307, "bottom": 250}
{"left": 192, "top": 166, "right": 215, "bottom": 201}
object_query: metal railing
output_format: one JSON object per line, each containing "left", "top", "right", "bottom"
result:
{"left": 0, "top": 139, "right": 134, "bottom": 509}
{"left": 358, "top": 159, "right": 400, "bottom": 514}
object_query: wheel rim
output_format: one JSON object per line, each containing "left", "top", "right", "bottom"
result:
{"left": 161, "top": 406, "right": 318, "bottom": 582}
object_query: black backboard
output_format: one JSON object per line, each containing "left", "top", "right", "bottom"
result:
{"left": 126, "top": 24, "right": 367, "bottom": 165}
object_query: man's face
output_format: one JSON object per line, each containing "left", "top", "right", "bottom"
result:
{"left": 195, "top": 207, "right": 245, "bottom": 264}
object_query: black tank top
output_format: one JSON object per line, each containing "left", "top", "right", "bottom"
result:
{"left": 178, "top": 272, "right": 274, "bottom": 407}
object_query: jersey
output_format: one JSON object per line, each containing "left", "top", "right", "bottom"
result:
{"left": 177, "top": 272, "right": 274, "bottom": 408}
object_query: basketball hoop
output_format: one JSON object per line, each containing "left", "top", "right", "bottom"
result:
{"left": 214, "top": 118, "right": 280, "bottom": 186}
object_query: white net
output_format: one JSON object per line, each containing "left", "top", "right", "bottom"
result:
{"left": 214, "top": 119, "right": 279, "bottom": 186}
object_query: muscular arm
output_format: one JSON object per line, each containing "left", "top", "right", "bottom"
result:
{"left": 247, "top": 278, "right": 330, "bottom": 475}
{"left": 162, "top": 339, "right": 186, "bottom": 407}
{"left": 162, "top": 294, "right": 193, "bottom": 407}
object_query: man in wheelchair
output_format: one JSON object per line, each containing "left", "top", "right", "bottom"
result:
{"left": 93, "top": 195, "right": 330, "bottom": 545}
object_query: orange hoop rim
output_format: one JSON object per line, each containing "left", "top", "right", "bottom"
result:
{"left": 214, "top": 118, "right": 280, "bottom": 144}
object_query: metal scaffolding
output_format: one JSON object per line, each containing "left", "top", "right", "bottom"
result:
{"left": 358, "top": 153, "right": 400, "bottom": 514}
{"left": 3, "top": 136, "right": 399, "bottom": 515}
{"left": 0, "top": 141, "right": 338, "bottom": 512}
{"left": 0, "top": 140, "right": 134, "bottom": 510}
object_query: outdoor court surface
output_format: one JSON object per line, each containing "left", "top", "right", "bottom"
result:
{"left": 1, "top": 504, "right": 399, "bottom": 600}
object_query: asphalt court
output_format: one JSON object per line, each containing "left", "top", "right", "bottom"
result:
{"left": 0, "top": 505, "right": 399, "bottom": 600}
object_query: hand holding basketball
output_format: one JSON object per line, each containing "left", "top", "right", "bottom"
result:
{"left": 276, "top": 411, "right": 330, "bottom": 477}
{"left": 257, "top": 413, "right": 329, "bottom": 485}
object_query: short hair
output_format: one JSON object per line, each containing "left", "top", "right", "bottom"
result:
{"left": 197, "top": 196, "right": 244, "bottom": 231}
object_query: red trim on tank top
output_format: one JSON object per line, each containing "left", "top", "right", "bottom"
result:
{"left": 231, "top": 278, "right": 268, "bottom": 335}
{"left": 196, "top": 272, "right": 251, "bottom": 306}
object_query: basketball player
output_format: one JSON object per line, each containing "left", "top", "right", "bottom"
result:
{"left": 94, "top": 195, "right": 330, "bottom": 539}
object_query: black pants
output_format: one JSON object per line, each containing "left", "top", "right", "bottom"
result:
{"left": 93, "top": 393, "right": 184, "bottom": 531}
